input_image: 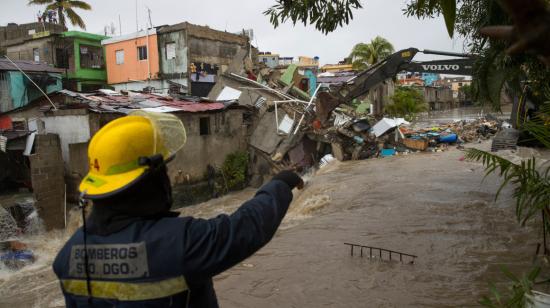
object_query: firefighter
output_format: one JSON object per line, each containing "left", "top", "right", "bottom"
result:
{"left": 53, "top": 111, "right": 303, "bottom": 307}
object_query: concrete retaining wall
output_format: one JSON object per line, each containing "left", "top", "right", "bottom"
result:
{"left": 29, "top": 134, "right": 65, "bottom": 230}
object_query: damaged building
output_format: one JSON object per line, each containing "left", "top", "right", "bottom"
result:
{"left": 3, "top": 23, "right": 108, "bottom": 91}
{"left": 102, "top": 21, "right": 256, "bottom": 96}
{"left": 0, "top": 21, "right": 66, "bottom": 57}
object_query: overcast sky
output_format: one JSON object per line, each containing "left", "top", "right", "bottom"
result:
{"left": 1, "top": 0, "right": 466, "bottom": 65}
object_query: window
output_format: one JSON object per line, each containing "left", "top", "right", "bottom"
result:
{"left": 115, "top": 50, "right": 124, "bottom": 65}
{"left": 115, "top": 50, "right": 124, "bottom": 64}
{"left": 55, "top": 48, "right": 69, "bottom": 69}
{"left": 165, "top": 42, "right": 176, "bottom": 59}
{"left": 137, "top": 46, "right": 147, "bottom": 60}
{"left": 33, "top": 48, "right": 40, "bottom": 62}
{"left": 199, "top": 117, "right": 210, "bottom": 136}
{"left": 12, "top": 120, "right": 27, "bottom": 131}
{"left": 79, "top": 45, "right": 104, "bottom": 69}
{"left": 458, "top": 82, "right": 463, "bottom": 87}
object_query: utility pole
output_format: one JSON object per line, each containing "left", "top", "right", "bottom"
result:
{"left": 118, "top": 14, "right": 122, "bottom": 36}
{"left": 145, "top": 7, "right": 152, "bottom": 81}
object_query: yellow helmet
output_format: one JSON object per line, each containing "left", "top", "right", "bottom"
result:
{"left": 79, "top": 111, "right": 186, "bottom": 199}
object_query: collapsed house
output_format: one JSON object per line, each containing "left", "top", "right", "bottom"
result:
{"left": 207, "top": 52, "right": 501, "bottom": 184}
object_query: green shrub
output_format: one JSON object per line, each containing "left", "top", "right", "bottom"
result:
{"left": 220, "top": 151, "right": 249, "bottom": 191}
{"left": 385, "top": 86, "right": 428, "bottom": 121}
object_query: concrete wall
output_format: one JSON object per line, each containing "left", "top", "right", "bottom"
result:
{"left": 158, "top": 31, "right": 188, "bottom": 79}
{"left": 29, "top": 134, "right": 65, "bottom": 230}
{"left": 188, "top": 38, "right": 241, "bottom": 68}
{"left": 0, "top": 22, "right": 66, "bottom": 55}
{"left": 6, "top": 36, "right": 57, "bottom": 64}
{"left": 366, "top": 80, "right": 395, "bottom": 115}
{"left": 87, "top": 109, "right": 247, "bottom": 185}
{"left": 154, "top": 22, "right": 255, "bottom": 96}
{"left": 112, "top": 79, "right": 187, "bottom": 95}
{"left": 168, "top": 109, "right": 247, "bottom": 184}
{"left": 42, "top": 111, "right": 91, "bottom": 163}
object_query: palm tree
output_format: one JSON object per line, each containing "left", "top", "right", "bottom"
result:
{"left": 349, "top": 36, "right": 395, "bottom": 70}
{"left": 28, "top": 0, "right": 92, "bottom": 30}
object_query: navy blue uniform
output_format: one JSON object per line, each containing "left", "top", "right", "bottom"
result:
{"left": 53, "top": 180, "right": 293, "bottom": 307}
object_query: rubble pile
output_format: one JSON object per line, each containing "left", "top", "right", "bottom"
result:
{"left": 211, "top": 59, "right": 504, "bottom": 178}
{"left": 449, "top": 119, "right": 499, "bottom": 142}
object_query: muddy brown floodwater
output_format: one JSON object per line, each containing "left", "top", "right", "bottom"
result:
{"left": 184, "top": 142, "right": 541, "bottom": 308}
{"left": 0, "top": 140, "right": 545, "bottom": 307}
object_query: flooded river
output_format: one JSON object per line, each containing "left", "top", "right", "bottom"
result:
{"left": 415, "top": 105, "right": 512, "bottom": 128}
{"left": 0, "top": 106, "right": 544, "bottom": 307}
{"left": 197, "top": 144, "right": 540, "bottom": 307}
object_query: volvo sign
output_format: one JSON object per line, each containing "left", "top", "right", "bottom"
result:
{"left": 406, "top": 59, "right": 474, "bottom": 75}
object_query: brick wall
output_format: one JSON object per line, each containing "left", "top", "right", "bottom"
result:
{"left": 29, "top": 134, "right": 65, "bottom": 230}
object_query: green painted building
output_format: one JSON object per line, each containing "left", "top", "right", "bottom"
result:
{"left": 59, "top": 31, "right": 108, "bottom": 91}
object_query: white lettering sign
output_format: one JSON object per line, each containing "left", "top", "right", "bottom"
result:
{"left": 421, "top": 64, "right": 460, "bottom": 71}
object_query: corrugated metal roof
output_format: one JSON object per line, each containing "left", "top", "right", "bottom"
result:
{"left": 56, "top": 90, "right": 226, "bottom": 114}
{"left": 0, "top": 59, "right": 64, "bottom": 73}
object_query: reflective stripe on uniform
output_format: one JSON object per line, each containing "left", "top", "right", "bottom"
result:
{"left": 61, "top": 276, "right": 188, "bottom": 301}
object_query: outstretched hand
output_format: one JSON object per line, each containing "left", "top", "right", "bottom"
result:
{"left": 272, "top": 170, "right": 304, "bottom": 190}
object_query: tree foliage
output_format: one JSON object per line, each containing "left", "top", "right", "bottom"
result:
{"left": 459, "top": 83, "right": 472, "bottom": 101}
{"left": 264, "top": 0, "right": 362, "bottom": 34}
{"left": 349, "top": 36, "right": 395, "bottom": 70}
{"left": 28, "top": 0, "right": 91, "bottom": 29}
{"left": 465, "top": 144, "right": 550, "bottom": 227}
{"left": 266, "top": 0, "right": 549, "bottom": 110}
{"left": 405, "top": 0, "right": 550, "bottom": 110}
{"left": 479, "top": 266, "right": 541, "bottom": 308}
{"left": 385, "top": 86, "right": 428, "bottom": 121}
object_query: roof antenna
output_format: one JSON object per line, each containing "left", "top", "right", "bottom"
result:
{"left": 146, "top": 6, "right": 153, "bottom": 28}
{"left": 3, "top": 55, "right": 57, "bottom": 111}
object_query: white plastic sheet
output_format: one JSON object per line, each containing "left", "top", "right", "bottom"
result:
{"left": 278, "top": 114, "right": 295, "bottom": 134}
{"left": 217, "top": 86, "right": 242, "bottom": 101}
{"left": 372, "top": 118, "right": 410, "bottom": 137}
